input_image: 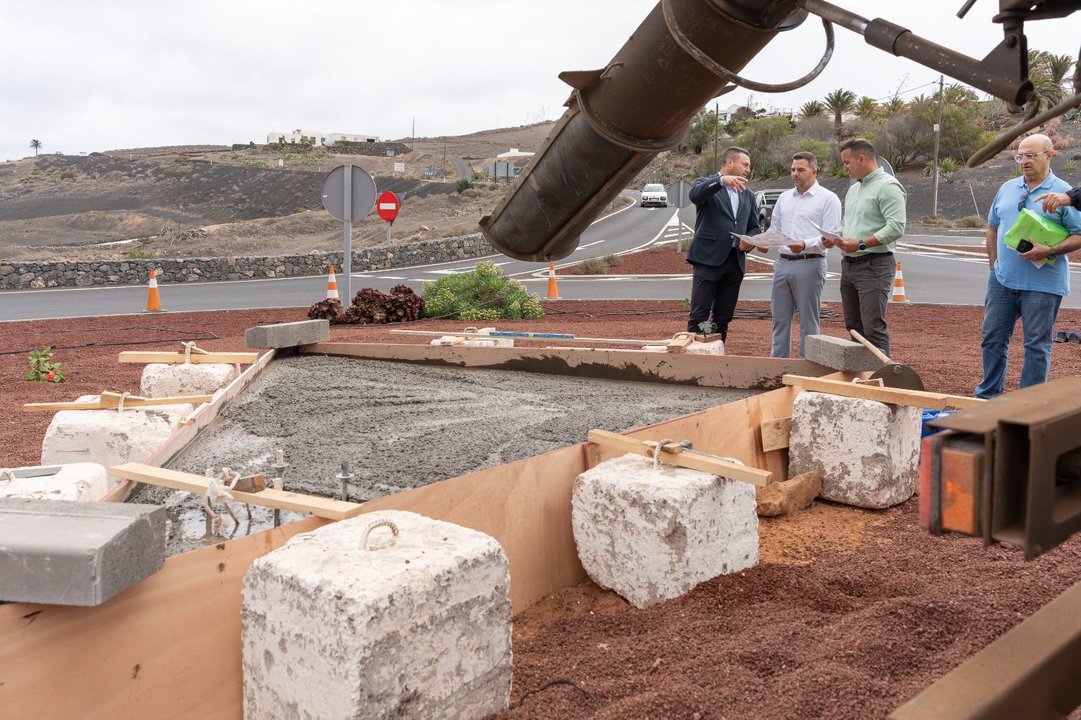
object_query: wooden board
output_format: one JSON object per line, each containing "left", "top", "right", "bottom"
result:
{"left": 303, "top": 341, "right": 834, "bottom": 390}
{"left": 587, "top": 429, "right": 772, "bottom": 486}
{"left": 782, "top": 375, "right": 985, "bottom": 409}
{"left": 111, "top": 463, "right": 364, "bottom": 520}
{"left": 118, "top": 351, "right": 261, "bottom": 365}
{"left": 24, "top": 392, "right": 213, "bottom": 412}
{"left": 760, "top": 417, "right": 792, "bottom": 453}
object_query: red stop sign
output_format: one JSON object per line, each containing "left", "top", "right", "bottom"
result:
{"left": 376, "top": 191, "right": 400, "bottom": 222}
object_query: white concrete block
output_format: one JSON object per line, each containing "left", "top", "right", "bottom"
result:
{"left": 242, "top": 510, "right": 512, "bottom": 720}
{"left": 41, "top": 396, "right": 195, "bottom": 491}
{"left": 0, "top": 463, "right": 109, "bottom": 502}
{"left": 788, "top": 391, "right": 921, "bottom": 509}
{"left": 572, "top": 453, "right": 758, "bottom": 609}
{"left": 140, "top": 362, "right": 237, "bottom": 398}
{"left": 686, "top": 339, "right": 725, "bottom": 356}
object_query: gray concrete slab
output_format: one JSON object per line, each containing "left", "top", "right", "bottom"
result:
{"left": 0, "top": 498, "right": 166, "bottom": 606}
{"left": 245, "top": 319, "right": 329, "bottom": 349}
{"left": 805, "top": 334, "right": 881, "bottom": 372}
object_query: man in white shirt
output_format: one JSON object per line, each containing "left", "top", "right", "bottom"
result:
{"left": 765, "top": 152, "right": 842, "bottom": 357}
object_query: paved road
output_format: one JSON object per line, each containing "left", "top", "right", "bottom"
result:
{"left": 5, "top": 196, "right": 1081, "bottom": 321}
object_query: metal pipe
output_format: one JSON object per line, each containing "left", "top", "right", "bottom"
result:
{"left": 799, "top": 0, "right": 1032, "bottom": 105}
{"left": 480, "top": 0, "right": 807, "bottom": 262}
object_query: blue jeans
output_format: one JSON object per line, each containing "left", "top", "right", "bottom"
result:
{"left": 975, "top": 273, "right": 1062, "bottom": 399}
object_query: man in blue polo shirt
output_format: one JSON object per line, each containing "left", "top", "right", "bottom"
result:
{"left": 976, "top": 133, "right": 1081, "bottom": 398}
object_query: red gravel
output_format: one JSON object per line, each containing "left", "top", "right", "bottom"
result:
{"left": 4, "top": 266, "right": 1081, "bottom": 718}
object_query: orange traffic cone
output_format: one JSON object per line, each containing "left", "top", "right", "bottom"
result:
{"left": 890, "top": 260, "right": 909, "bottom": 303}
{"left": 545, "top": 262, "right": 561, "bottom": 300}
{"left": 326, "top": 264, "right": 339, "bottom": 300}
{"left": 145, "top": 268, "right": 162, "bottom": 312}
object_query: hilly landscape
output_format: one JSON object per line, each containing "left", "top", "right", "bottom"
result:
{"left": 2, "top": 119, "right": 1080, "bottom": 264}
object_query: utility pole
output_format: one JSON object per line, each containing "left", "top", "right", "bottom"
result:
{"left": 931, "top": 75, "right": 944, "bottom": 216}
{"left": 714, "top": 101, "right": 720, "bottom": 170}
{"left": 442, "top": 138, "right": 447, "bottom": 181}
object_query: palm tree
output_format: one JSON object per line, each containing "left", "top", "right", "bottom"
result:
{"left": 823, "top": 88, "right": 857, "bottom": 139}
{"left": 798, "top": 100, "right": 825, "bottom": 120}
{"left": 1028, "top": 50, "right": 1075, "bottom": 106}
{"left": 854, "top": 96, "right": 879, "bottom": 120}
{"left": 882, "top": 96, "right": 906, "bottom": 115}
{"left": 29, "top": 139, "right": 42, "bottom": 156}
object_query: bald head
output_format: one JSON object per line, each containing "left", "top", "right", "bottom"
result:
{"left": 1017, "top": 133, "right": 1056, "bottom": 185}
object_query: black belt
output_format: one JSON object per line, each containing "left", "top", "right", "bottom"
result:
{"left": 843, "top": 251, "right": 893, "bottom": 263}
{"left": 779, "top": 253, "right": 824, "bottom": 260}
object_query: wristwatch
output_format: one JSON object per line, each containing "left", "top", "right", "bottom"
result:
{"left": 858, "top": 241, "right": 867, "bottom": 252}
{"left": 1048, "top": 251, "right": 1058, "bottom": 261}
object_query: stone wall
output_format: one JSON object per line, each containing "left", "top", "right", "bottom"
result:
{"left": 0, "top": 234, "right": 494, "bottom": 289}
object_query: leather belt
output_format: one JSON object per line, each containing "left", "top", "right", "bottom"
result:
{"left": 779, "top": 253, "right": 824, "bottom": 260}
{"left": 843, "top": 251, "right": 893, "bottom": 263}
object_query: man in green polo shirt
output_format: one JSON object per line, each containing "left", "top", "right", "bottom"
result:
{"left": 823, "top": 138, "right": 907, "bottom": 356}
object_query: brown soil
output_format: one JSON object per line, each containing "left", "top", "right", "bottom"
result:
{"left": 5, "top": 277, "right": 1081, "bottom": 718}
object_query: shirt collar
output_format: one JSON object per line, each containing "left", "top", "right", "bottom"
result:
{"left": 1020, "top": 173, "right": 1056, "bottom": 192}
{"left": 860, "top": 167, "right": 884, "bottom": 184}
{"left": 797, "top": 182, "right": 819, "bottom": 197}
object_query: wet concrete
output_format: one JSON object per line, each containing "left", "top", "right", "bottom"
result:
{"left": 129, "top": 356, "right": 754, "bottom": 554}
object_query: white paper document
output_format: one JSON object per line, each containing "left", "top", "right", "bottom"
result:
{"left": 730, "top": 227, "right": 797, "bottom": 249}
{"left": 808, "top": 219, "right": 843, "bottom": 242}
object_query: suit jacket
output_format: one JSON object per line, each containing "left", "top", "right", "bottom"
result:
{"left": 686, "top": 174, "right": 761, "bottom": 270}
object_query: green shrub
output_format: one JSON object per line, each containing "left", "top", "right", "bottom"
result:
{"left": 26, "top": 347, "right": 66, "bottom": 382}
{"left": 955, "top": 215, "right": 985, "bottom": 228}
{"left": 574, "top": 258, "right": 610, "bottom": 275}
{"left": 1063, "top": 159, "right": 1078, "bottom": 173}
{"left": 422, "top": 261, "right": 543, "bottom": 320}
{"left": 602, "top": 254, "right": 623, "bottom": 268}
{"left": 455, "top": 179, "right": 472, "bottom": 193}
{"left": 919, "top": 215, "right": 953, "bottom": 228}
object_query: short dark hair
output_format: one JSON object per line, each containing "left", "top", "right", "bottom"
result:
{"left": 792, "top": 151, "right": 817, "bottom": 169}
{"left": 840, "top": 138, "right": 876, "bottom": 157}
{"left": 723, "top": 146, "right": 750, "bottom": 164}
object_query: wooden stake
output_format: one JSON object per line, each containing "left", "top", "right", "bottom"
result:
{"left": 118, "top": 351, "right": 260, "bottom": 365}
{"left": 587, "top": 429, "right": 771, "bottom": 486}
{"left": 781, "top": 375, "right": 984, "bottom": 409}
{"left": 110, "top": 463, "right": 365, "bottom": 520}
{"left": 24, "top": 392, "right": 214, "bottom": 412}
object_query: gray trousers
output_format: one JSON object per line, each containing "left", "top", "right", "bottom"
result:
{"left": 771, "top": 256, "right": 827, "bottom": 357}
{"left": 839, "top": 252, "right": 894, "bottom": 356}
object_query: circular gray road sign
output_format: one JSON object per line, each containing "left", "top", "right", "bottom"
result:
{"left": 321, "top": 165, "right": 377, "bottom": 221}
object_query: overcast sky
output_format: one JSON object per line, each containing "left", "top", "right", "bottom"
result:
{"left": 3, "top": 1, "right": 1078, "bottom": 162}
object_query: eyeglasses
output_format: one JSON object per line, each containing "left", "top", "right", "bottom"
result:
{"left": 1014, "top": 151, "right": 1049, "bottom": 162}
{"left": 1018, "top": 188, "right": 1030, "bottom": 212}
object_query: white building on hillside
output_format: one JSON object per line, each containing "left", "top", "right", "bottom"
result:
{"left": 267, "top": 129, "right": 380, "bottom": 146}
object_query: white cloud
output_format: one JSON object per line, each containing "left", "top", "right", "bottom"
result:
{"left": 3, "top": 1, "right": 1078, "bottom": 160}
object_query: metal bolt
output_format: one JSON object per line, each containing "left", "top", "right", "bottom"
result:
{"left": 337, "top": 459, "right": 354, "bottom": 501}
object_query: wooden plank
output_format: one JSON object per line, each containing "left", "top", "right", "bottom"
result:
{"left": 118, "top": 351, "right": 260, "bottom": 365}
{"left": 304, "top": 341, "right": 834, "bottom": 390}
{"left": 760, "top": 417, "right": 792, "bottom": 453}
{"left": 110, "top": 463, "right": 364, "bottom": 521}
{"left": 782, "top": 375, "right": 986, "bottom": 409}
{"left": 24, "top": 392, "right": 213, "bottom": 412}
{"left": 587, "top": 429, "right": 771, "bottom": 486}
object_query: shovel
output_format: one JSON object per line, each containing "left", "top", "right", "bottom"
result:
{"left": 849, "top": 330, "right": 925, "bottom": 391}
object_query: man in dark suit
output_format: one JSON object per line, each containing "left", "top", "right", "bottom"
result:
{"left": 686, "top": 146, "right": 760, "bottom": 340}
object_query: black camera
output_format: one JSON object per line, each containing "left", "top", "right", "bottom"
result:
{"left": 1017, "top": 239, "right": 1034, "bottom": 253}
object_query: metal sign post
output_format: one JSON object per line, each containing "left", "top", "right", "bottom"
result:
{"left": 321, "top": 165, "right": 377, "bottom": 305}
{"left": 673, "top": 178, "right": 688, "bottom": 252}
{"left": 376, "top": 191, "right": 401, "bottom": 244}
